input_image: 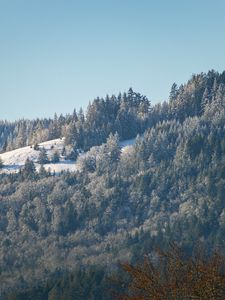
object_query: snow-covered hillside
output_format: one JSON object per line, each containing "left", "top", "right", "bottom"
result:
{"left": 0, "top": 137, "right": 136, "bottom": 174}
{"left": 0, "top": 138, "right": 78, "bottom": 174}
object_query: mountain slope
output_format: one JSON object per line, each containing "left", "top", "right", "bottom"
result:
{"left": 0, "top": 137, "right": 135, "bottom": 174}
{"left": 1, "top": 71, "right": 225, "bottom": 296}
{"left": 0, "top": 138, "right": 77, "bottom": 174}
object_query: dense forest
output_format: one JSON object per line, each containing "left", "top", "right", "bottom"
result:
{"left": 0, "top": 87, "right": 151, "bottom": 154}
{"left": 1, "top": 70, "right": 225, "bottom": 299}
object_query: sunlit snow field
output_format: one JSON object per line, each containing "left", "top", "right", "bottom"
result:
{"left": 0, "top": 137, "right": 136, "bottom": 174}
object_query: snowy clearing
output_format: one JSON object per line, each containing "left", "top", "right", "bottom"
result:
{"left": 0, "top": 137, "right": 136, "bottom": 174}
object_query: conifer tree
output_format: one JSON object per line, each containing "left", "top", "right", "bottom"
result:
{"left": 39, "top": 164, "right": 47, "bottom": 178}
{"left": 169, "top": 82, "right": 178, "bottom": 102}
{"left": 66, "top": 148, "right": 78, "bottom": 161}
{"left": 51, "top": 150, "right": 60, "bottom": 163}
{"left": 23, "top": 158, "right": 36, "bottom": 179}
{"left": 38, "top": 148, "right": 49, "bottom": 164}
{"left": 0, "top": 157, "right": 3, "bottom": 168}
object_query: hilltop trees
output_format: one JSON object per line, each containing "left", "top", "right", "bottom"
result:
{"left": 2, "top": 71, "right": 225, "bottom": 155}
{"left": 0, "top": 89, "right": 152, "bottom": 154}
{"left": 169, "top": 82, "right": 179, "bottom": 102}
{"left": 16, "top": 121, "right": 27, "bottom": 148}
{"left": 62, "top": 88, "right": 151, "bottom": 152}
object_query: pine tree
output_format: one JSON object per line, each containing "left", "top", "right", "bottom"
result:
{"left": 105, "top": 132, "right": 121, "bottom": 163}
{"left": 169, "top": 82, "right": 178, "bottom": 102}
{"left": 0, "top": 157, "right": 3, "bottom": 168}
{"left": 78, "top": 108, "right": 85, "bottom": 123}
{"left": 2, "top": 140, "right": 7, "bottom": 152}
{"left": 16, "top": 122, "right": 27, "bottom": 148}
{"left": 49, "top": 113, "right": 61, "bottom": 139}
{"left": 39, "top": 164, "right": 47, "bottom": 178}
{"left": 72, "top": 109, "right": 78, "bottom": 122}
{"left": 64, "top": 122, "right": 78, "bottom": 146}
{"left": 38, "top": 148, "right": 49, "bottom": 164}
{"left": 51, "top": 150, "right": 60, "bottom": 163}
{"left": 23, "top": 158, "right": 36, "bottom": 179}
{"left": 66, "top": 148, "right": 78, "bottom": 161}
{"left": 201, "top": 87, "right": 211, "bottom": 113}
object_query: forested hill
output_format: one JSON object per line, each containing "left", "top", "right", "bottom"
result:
{"left": 1, "top": 69, "right": 225, "bottom": 153}
{"left": 2, "top": 70, "right": 225, "bottom": 298}
{"left": 0, "top": 87, "right": 151, "bottom": 153}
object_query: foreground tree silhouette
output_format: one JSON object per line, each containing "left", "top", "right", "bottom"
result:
{"left": 118, "top": 244, "right": 225, "bottom": 300}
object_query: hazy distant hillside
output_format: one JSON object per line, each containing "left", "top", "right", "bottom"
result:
{"left": 2, "top": 70, "right": 225, "bottom": 298}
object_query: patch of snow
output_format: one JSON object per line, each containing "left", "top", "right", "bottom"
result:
{"left": 119, "top": 136, "right": 139, "bottom": 154}
{"left": 119, "top": 137, "right": 136, "bottom": 148}
{"left": 0, "top": 138, "right": 78, "bottom": 174}
{"left": 0, "top": 136, "right": 138, "bottom": 174}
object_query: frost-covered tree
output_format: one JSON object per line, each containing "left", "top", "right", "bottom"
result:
{"left": 105, "top": 132, "right": 121, "bottom": 163}
{"left": 0, "top": 157, "right": 3, "bottom": 168}
{"left": 51, "top": 150, "right": 60, "bottom": 163}
{"left": 169, "top": 82, "right": 178, "bottom": 102}
{"left": 38, "top": 148, "right": 49, "bottom": 164}
{"left": 39, "top": 164, "right": 48, "bottom": 178}
{"left": 66, "top": 148, "right": 78, "bottom": 161}
{"left": 23, "top": 158, "right": 36, "bottom": 179}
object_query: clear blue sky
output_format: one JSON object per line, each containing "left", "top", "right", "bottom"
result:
{"left": 1, "top": 0, "right": 225, "bottom": 121}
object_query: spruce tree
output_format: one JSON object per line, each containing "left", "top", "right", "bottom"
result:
{"left": 51, "top": 150, "right": 60, "bottom": 163}
{"left": 66, "top": 148, "right": 78, "bottom": 161}
{"left": 0, "top": 157, "right": 3, "bottom": 168}
{"left": 39, "top": 164, "right": 47, "bottom": 178}
{"left": 169, "top": 82, "right": 178, "bottom": 102}
{"left": 23, "top": 158, "right": 36, "bottom": 179}
{"left": 38, "top": 148, "right": 49, "bottom": 164}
